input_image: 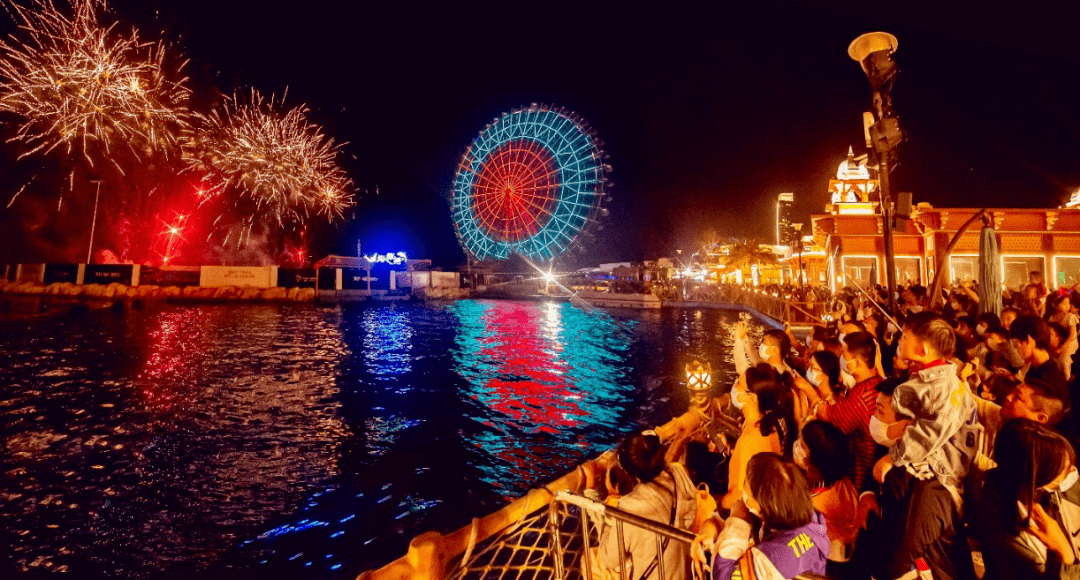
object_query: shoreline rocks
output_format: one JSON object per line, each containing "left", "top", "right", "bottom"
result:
{"left": 0, "top": 281, "right": 318, "bottom": 303}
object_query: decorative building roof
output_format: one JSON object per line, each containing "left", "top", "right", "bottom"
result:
{"left": 829, "top": 147, "right": 878, "bottom": 209}
{"left": 836, "top": 146, "right": 870, "bottom": 180}
{"left": 1066, "top": 188, "right": 1080, "bottom": 208}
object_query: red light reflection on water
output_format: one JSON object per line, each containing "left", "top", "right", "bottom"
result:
{"left": 476, "top": 301, "right": 585, "bottom": 433}
{"left": 138, "top": 310, "right": 206, "bottom": 412}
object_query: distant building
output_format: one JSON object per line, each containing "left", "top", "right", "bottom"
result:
{"left": 792, "top": 149, "right": 1080, "bottom": 291}
{"left": 776, "top": 192, "right": 794, "bottom": 246}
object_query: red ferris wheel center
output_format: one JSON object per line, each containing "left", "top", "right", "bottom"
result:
{"left": 452, "top": 103, "right": 609, "bottom": 262}
{"left": 471, "top": 139, "right": 561, "bottom": 243}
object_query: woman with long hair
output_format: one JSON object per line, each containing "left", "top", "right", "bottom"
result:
{"left": 795, "top": 420, "right": 861, "bottom": 572}
{"left": 975, "top": 419, "right": 1080, "bottom": 579}
{"left": 722, "top": 363, "right": 795, "bottom": 510}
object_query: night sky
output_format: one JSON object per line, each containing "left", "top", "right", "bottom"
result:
{"left": 5, "top": 1, "right": 1080, "bottom": 267}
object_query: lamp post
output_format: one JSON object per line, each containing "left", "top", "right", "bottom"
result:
{"left": 86, "top": 180, "right": 102, "bottom": 264}
{"left": 791, "top": 222, "right": 805, "bottom": 291}
{"left": 849, "top": 32, "right": 903, "bottom": 312}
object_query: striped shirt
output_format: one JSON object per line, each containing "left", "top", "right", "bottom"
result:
{"left": 826, "top": 375, "right": 881, "bottom": 490}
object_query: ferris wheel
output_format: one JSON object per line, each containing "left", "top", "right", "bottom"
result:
{"left": 452, "top": 104, "right": 610, "bottom": 262}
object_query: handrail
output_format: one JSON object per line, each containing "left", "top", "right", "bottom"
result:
{"left": 554, "top": 492, "right": 697, "bottom": 544}
{"left": 555, "top": 492, "right": 834, "bottom": 580}
{"left": 356, "top": 411, "right": 706, "bottom": 580}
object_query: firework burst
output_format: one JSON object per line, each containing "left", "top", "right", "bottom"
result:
{"left": 184, "top": 89, "right": 355, "bottom": 224}
{"left": 0, "top": 0, "right": 190, "bottom": 168}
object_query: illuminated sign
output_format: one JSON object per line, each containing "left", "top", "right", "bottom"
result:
{"left": 364, "top": 252, "right": 408, "bottom": 266}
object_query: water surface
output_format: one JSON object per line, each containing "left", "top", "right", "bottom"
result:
{"left": 0, "top": 299, "right": 762, "bottom": 578}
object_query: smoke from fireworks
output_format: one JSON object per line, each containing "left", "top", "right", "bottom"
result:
{"left": 0, "top": 0, "right": 190, "bottom": 169}
{"left": 184, "top": 90, "right": 355, "bottom": 225}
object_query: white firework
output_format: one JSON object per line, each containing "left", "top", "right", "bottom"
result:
{"left": 185, "top": 89, "right": 355, "bottom": 224}
{"left": 0, "top": 0, "right": 191, "bottom": 168}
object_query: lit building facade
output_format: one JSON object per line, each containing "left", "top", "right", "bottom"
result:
{"left": 796, "top": 150, "right": 1080, "bottom": 291}
{"left": 776, "top": 192, "right": 794, "bottom": 246}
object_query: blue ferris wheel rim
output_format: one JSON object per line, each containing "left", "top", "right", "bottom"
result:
{"left": 452, "top": 105, "right": 606, "bottom": 262}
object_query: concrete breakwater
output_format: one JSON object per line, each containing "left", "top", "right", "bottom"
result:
{"left": 0, "top": 280, "right": 319, "bottom": 302}
{"left": 0, "top": 263, "right": 471, "bottom": 304}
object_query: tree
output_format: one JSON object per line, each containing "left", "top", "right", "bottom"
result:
{"left": 722, "top": 238, "right": 778, "bottom": 271}
{"left": 697, "top": 229, "right": 724, "bottom": 266}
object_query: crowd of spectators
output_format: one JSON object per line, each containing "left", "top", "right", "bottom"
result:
{"left": 586, "top": 270, "right": 1080, "bottom": 580}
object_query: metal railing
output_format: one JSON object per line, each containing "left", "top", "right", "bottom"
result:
{"left": 654, "top": 284, "right": 830, "bottom": 326}
{"left": 444, "top": 490, "right": 831, "bottom": 580}
{"left": 555, "top": 492, "right": 697, "bottom": 580}
{"left": 443, "top": 491, "right": 696, "bottom": 580}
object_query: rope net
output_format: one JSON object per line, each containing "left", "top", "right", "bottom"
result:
{"left": 447, "top": 503, "right": 593, "bottom": 580}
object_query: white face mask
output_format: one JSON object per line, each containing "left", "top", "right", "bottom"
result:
{"left": 731, "top": 381, "right": 746, "bottom": 411}
{"left": 869, "top": 415, "right": 902, "bottom": 447}
{"left": 976, "top": 323, "right": 987, "bottom": 336}
{"left": 742, "top": 490, "right": 762, "bottom": 518}
{"left": 759, "top": 343, "right": 773, "bottom": 361}
{"left": 840, "top": 355, "right": 855, "bottom": 378}
{"left": 792, "top": 438, "right": 809, "bottom": 469}
{"left": 1044, "top": 466, "right": 1080, "bottom": 494}
{"left": 806, "top": 367, "right": 823, "bottom": 387}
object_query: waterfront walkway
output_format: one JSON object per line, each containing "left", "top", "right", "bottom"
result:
{"left": 659, "top": 284, "right": 830, "bottom": 328}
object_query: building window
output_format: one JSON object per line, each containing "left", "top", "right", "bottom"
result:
{"left": 1002, "top": 256, "right": 1046, "bottom": 291}
{"left": 894, "top": 256, "right": 922, "bottom": 285}
{"left": 842, "top": 256, "right": 878, "bottom": 287}
{"left": 1054, "top": 257, "right": 1080, "bottom": 288}
{"left": 949, "top": 255, "right": 979, "bottom": 284}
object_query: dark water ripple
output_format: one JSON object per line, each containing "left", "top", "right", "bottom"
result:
{"left": 0, "top": 299, "right": 762, "bottom": 579}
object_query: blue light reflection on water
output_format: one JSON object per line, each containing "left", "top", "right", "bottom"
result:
{"left": 0, "top": 298, "right": 758, "bottom": 579}
{"left": 361, "top": 307, "right": 414, "bottom": 383}
{"left": 449, "top": 300, "right": 637, "bottom": 497}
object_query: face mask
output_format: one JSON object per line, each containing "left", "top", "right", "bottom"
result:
{"left": 976, "top": 323, "right": 987, "bottom": 336}
{"left": 759, "top": 343, "right": 772, "bottom": 361}
{"left": 1061, "top": 467, "right": 1079, "bottom": 493}
{"left": 742, "top": 490, "right": 762, "bottom": 518}
{"left": 806, "top": 367, "right": 823, "bottom": 387}
{"left": 869, "top": 415, "right": 902, "bottom": 447}
{"left": 840, "top": 355, "right": 855, "bottom": 378}
{"left": 731, "top": 382, "right": 745, "bottom": 411}
{"left": 792, "top": 438, "right": 809, "bottom": 469}
{"left": 1044, "top": 466, "right": 1080, "bottom": 493}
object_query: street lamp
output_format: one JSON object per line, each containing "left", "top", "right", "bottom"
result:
{"left": 791, "top": 222, "right": 805, "bottom": 290}
{"left": 849, "top": 31, "right": 903, "bottom": 311}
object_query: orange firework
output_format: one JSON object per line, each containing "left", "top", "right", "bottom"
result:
{"left": 184, "top": 89, "right": 355, "bottom": 226}
{"left": 0, "top": 0, "right": 190, "bottom": 167}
